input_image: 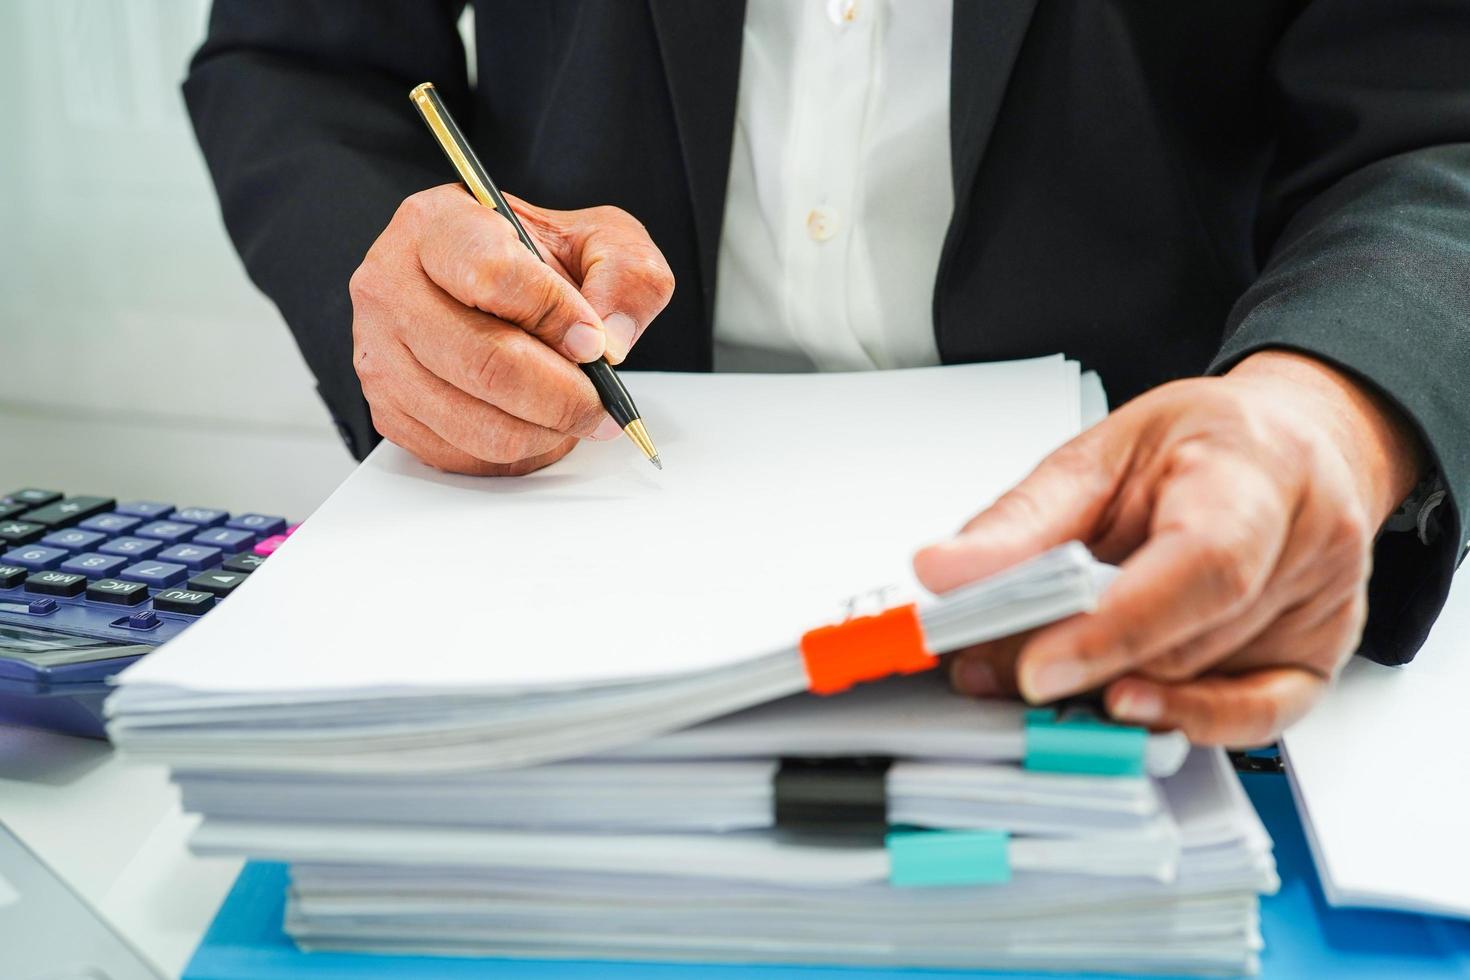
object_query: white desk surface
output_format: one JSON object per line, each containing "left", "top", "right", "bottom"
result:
{"left": 0, "top": 407, "right": 356, "bottom": 976}
{"left": 0, "top": 725, "right": 238, "bottom": 977}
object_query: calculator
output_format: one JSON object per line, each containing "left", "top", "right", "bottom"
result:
{"left": 0, "top": 488, "right": 297, "bottom": 739}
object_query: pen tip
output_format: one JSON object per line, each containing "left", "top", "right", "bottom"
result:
{"left": 650, "top": 455, "right": 663, "bottom": 471}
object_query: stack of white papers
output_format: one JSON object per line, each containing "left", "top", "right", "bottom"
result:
{"left": 275, "top": 750, "right": 1275, "bottom": 976}
{"left": 106, "top": 360, "right": 1277, "bottom": 975}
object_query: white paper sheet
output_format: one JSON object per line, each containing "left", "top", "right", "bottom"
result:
{"left": 1281, "top": 567, "right": 1470, "bottom": 919}
{"left": 115, "top": 359, "right": 1081, "bottom": 696}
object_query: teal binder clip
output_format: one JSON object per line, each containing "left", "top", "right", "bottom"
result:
{"left": 1024, "top": 708, "right": 1147, "bottom": 776}
{"left": 886, "top": 828, "right": 1010, "bottom": 887}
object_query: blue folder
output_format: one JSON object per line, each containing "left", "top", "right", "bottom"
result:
{"left": 184, "top": 774, "right": 1470, "bottom": 980}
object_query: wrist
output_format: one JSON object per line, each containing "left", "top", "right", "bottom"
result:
{"left": 1227, "top": 350, "right": 1426, "bottom": 522}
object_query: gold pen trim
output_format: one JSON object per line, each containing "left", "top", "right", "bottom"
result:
{"left": 623, "top": 418, "right": 661, "bottom": 469}
{"left": 410, "top": 82, "right": 497, "bottom": 211}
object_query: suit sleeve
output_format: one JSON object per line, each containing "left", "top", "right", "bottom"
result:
{"left": 1207, "top": 0, "right": 1470, "bottom": 665}
{"left": 184, "top": 1, "right": 470, "bottom": 459}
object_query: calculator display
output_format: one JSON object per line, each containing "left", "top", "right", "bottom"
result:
{"left": 0, "top": 623, "right": 152, "bottom": 669}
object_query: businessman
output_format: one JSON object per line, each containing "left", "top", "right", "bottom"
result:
{"left": 184, "top": 2, "right": 1470, "bottom": 746}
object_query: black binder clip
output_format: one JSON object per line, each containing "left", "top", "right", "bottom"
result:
{"left": 773, "top": 756, "right": 893, "bottom": 842}
{"left": 1228, "top": 745, "right": 1284, "bottom": 774}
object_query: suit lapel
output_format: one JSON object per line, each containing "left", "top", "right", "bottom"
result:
{"left": 646, "top": 0, "right": 748, "bottom": 342}
{"left": 937, "top": 0, "right": 1040, "bottom": 356}
{"left": 949, "top": 0, "right": 1041, "bottom": 216}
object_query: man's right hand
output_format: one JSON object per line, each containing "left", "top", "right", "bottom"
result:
{"left": 348, "top": 184, "right": 675, "bottom": 475}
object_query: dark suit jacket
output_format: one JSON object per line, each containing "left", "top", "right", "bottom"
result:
{"left": 184, "top": 1, "right": 1470, "bottom": 667}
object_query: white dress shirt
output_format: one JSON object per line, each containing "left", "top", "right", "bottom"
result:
{"left": 713, "top": 0, "right": 954, "bottom": 372}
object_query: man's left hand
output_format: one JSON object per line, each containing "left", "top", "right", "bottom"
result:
{"left": 913, "top": 351, "right": 1425, "bottom": 746}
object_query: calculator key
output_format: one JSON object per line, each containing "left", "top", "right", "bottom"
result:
{"left": 118, "top": 561, "right": 189, "bottom": 587}
{"left": 253, "top": 534, "right": 288, "bottom": 556}
{"left": 153, "top": 588, "right": 215, "bottom": 615}
{"left": 192, "top": 527, "right": 255, "bottom": 552}
{"left": 188, "top": 570, "right": 248, "bottom": 597}
{"left": 20, "top": 496, "right": 115, "bottom": 529}
{"left": 115, "top": 501, "right": 174, "bottom": 520}
{"left": 86, "top": 578, "right": 149, "bottom": 606}
{"left": 0, "top": 503, "right": 29, "bottom": 522}
{"left": 41, "top": 528, "right": 107, "bottom": 552}
{"left": 61, "top": 552, "right": 129, "bottom": 577}
{"left": 79, "top": 512, "right": 143, "bottom": 534}
{"left": 134, "top": 521, "right": 196, "bottom": 544}
{"left": 221, "top": 551, "right": 267, "bottom": 573}
{"left": 5, "top": 489, "right": 63, "bottom": 507}
{"left": 156, "top": 544, "right": 223, "bottom": 570}
{"left": 2, "top": 546, "right": 69, "bottom": 571}
{"left": 0, "top": 521, "right": 46, "bottom": 546}
{"left": 0, "top": 564, "right": 26, "bottom": 589}
{"left": 170, "top": 507, "right": 229, "bottom": 527}
{"left": 99, "top": 536, "right": 164, "bottom": 559}
{"left": 226, "top": 513, "right": 286, "bottom": 536}
{"left": 24, "top": 570, "right": 86, "bottom": 598}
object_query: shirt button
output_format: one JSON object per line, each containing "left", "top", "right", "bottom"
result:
{"left": 827, "top": 0, "right": 858, "bottom": 26}
{"left": 806, "top": 208, "right": 838, "bottom": 242}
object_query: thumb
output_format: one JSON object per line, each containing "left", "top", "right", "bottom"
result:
{"left": 913, "top": 423, "right": 1125, "bottom": 594}
{"left": 510, "top": 196, "right": 675, "bottom": 365}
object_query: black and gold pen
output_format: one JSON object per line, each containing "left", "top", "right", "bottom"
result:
{"left": 409, "top": 82, "right": 661, "bottom": 469}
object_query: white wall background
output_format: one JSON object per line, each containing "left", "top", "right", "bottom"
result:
{"left": 0, "top": 1, "right": 472, "bottom": 516}
{"left": 0, "top": 0, "right": 331, "bottom": 429}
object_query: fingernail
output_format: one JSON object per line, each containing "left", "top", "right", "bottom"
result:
{"left": 565, "top": 322, "right": 606, "bottom": 362}
{"left": 1020, "top": 658, "right": 1087, "bottom": 704}
{"left": 953, "top": 658, "right": 999, "bottom": 698}
{"left": 603, "top": 313, "right": 637, "bottom": 364}
{"left": 589, "top": 415, "right": 623, "bottom": 441}
{"left": 1111, "top": 685, "right": 1163, "bottom": 724}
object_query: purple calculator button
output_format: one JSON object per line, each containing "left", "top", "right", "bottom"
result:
{"left": 61, "top": 552, "right": 129, "bottom": 577}
{"left": 99, "top": 536, "right": 164, "bottom": 559}
{"left": 192, "top": 527, "right": 255, "bottom": 551}
{"left": 1, "top": 545, "right": 69, "bottom": 571}
{"left": 79, "top": 513, "right": 143, "bottom": 534}
{"left": 40, "top": 528, "right": 107, "bottom": 552}
{"left": 156, "top": 544, "right": 223, "bottom": 570}
{"left": 115, "top": 501, "right": 174, "bottom": 520}
{"left": 118, "top": 560, "right": 189, "bottom": 587}
{"left": 135, "top": 521, "right": 196, "bottom": 544}
{"left": 170, "top": 507, "right": 229, "bottom": 527}
{"left": 225, "top": 513, "right": 286, "bottom": 536}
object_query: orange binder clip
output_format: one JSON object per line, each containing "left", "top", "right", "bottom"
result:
{"left": 800, "top": 603, "right": 938, "bottom": 695}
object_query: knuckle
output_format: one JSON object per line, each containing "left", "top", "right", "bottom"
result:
{"left": 1097, "top": 616, "right": 1153, "bottom": 667}
{"left": 480, "top": 424, "right": 539, "bottom": 465}
{"left": 1328, "top": 504, "right": 1372, "bottom": 559}
{"left": 1188, "top": 696, "right": 1231, "bottom": 746}
{"left": 990, "top": 486, "right": 1048, "bottom": 531}
{"left": 1048, "top": 440, "right": 1098, "bottom": 476}
{"left": 529, "top": 274, "right": 576, "bottom": 334}
{"left": 348, "top": 262, "right": 387, "bottom": 309}
{"left": 396, "top": 188, "right": 438, "bottom": 225}
{"left": 467, "top": 338, "right": 515, "bottom": 399}
{"left": 638, "top": 253, "right": 676, "bottom": 301}
{"left": 352, "top": 348, "right": 379, "bottom": 387}
{"left": 368, "top": 406, "right": 407, "bottom": 446}
{"left": 1194, "top": 534, "right": 1262, "bottom": 608}
{"left": 1169, "top": 438, "right": 1217, "bottom": 475}
{"left": 591, "top": 204, "right": 637, "bottom": 229}
{"left": 456, "top": 250, "right": 495, "bottom": 305}
{"left": 1143, "top": 646, "right": 1202, "bottom": 682}
{"left": 551, "top": 390, "right": 602, "bottom": 435}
